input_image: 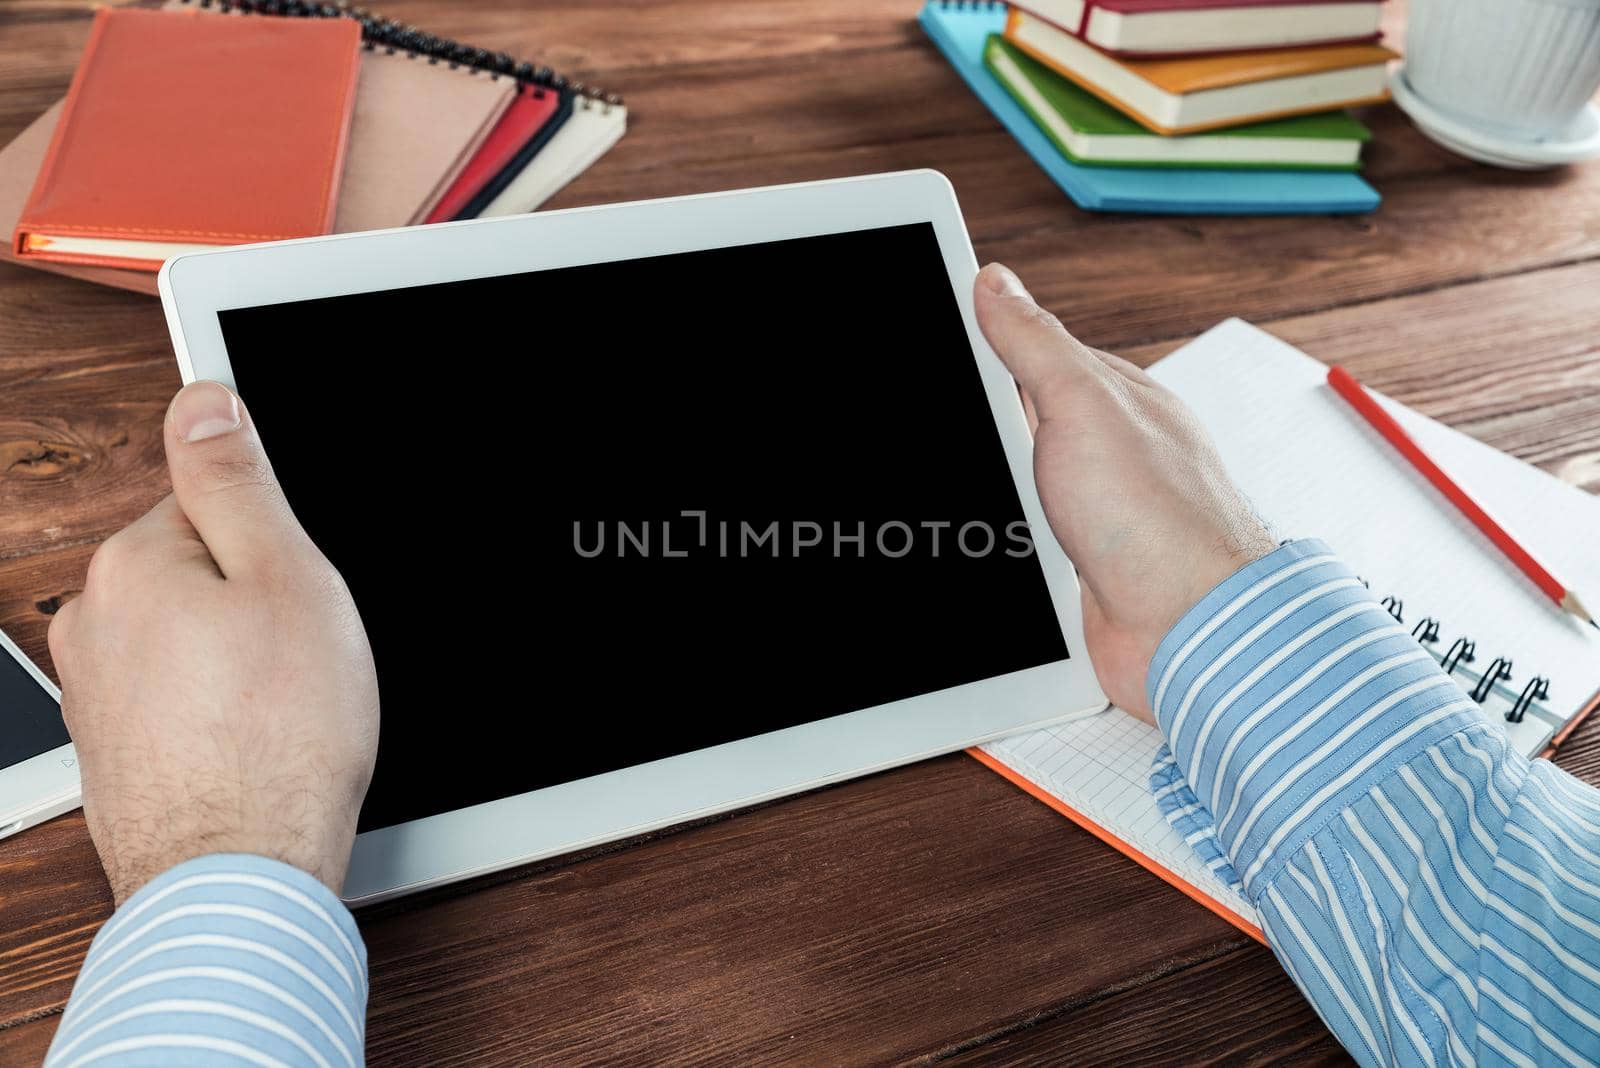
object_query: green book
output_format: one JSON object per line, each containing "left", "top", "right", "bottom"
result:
{"left": 983, "top": 35, "right": 1371, "bottom": 171}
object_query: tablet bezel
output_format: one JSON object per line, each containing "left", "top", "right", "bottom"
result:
{"left": 0, "top": 625, "right": 79, "bottom": 841}
{"left": 158, "top": 170, "right": 1107, "bottom": 905}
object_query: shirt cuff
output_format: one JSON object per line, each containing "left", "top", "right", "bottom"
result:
{"left": 48, "top": 853, "right": 366, "bottom": 1068}
{"left": 1147, "top": 539, "right": 1483, "bottom": 896}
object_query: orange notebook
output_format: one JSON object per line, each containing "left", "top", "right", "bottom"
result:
{"left": 1006, "top": 8, "right": 1396, "bottom": 134}
{"left": 14, "top": 8, "right": 361, "bottom": 272}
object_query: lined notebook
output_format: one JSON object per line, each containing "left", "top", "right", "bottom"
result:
{"left": 918, "top": 1, "right": 1381, "bottom": 214}
{"left": 977, "top": 319, "right": 1600, "bottom": 939}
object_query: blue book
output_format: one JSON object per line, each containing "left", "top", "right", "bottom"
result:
{"left": 918, "top": 1, "right": 1380, "bottom": 215}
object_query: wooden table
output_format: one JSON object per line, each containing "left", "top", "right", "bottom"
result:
{"left": 3, "top": 1, "right": 1600, "bottom": 1063}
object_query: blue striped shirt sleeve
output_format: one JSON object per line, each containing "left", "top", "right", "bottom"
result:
{"left": 1149, "top": 539, "right": 1600, "bottom": 1066}
{"left": 45, "top": 853, "right": 367, "bottom": 1068}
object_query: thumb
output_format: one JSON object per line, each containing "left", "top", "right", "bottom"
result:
{"left": 973, "top": 263, "right": 1104, "bottom": 422}
{"left": 164, "top": 380, "right": 301, "bottom": 577}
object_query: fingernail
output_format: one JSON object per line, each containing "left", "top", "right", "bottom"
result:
{"left": 171, "top": 381, "right": 241, "bottom": 443}
{"left": 980, "top": 263, "right": 1030, "bottom": 300}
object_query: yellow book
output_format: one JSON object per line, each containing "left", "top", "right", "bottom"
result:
{"left": 1005, "top": 8, "right": 1396, "bottom": 134}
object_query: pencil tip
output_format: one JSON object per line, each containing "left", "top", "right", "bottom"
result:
{"left": 1563, "top": 590, "right": 1598, "bottom": 630}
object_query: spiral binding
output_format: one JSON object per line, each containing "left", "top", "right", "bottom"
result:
{"left": 170, "top": 0, "right": 622, "bottom": 111}
{"left": 1388, "top": 598, "right": 1553, "bottom": 725}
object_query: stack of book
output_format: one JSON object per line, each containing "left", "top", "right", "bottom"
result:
{"left": 921, "top": 0, "right": 1396, "bottom": 215}
{"left": 0, "top": 1, "right": 626, "bottom": 296}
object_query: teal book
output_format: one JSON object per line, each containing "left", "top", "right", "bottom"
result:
{"left": 917, "top": 0, "right": 1380, "bottom": 214}
{"left": 985, "top": 35, "right": 1370, "bottom": 171}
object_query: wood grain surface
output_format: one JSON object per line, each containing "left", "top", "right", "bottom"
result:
{"left": 2, "top": 0, "right": 1598, "bottom": 1064}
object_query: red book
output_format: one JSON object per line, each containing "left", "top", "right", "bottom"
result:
{"left": 14, "top": 8, "right": 361, "bottom": 272}
{"left": 424, "top": 84, "right": 560, "bottom": 224}
{"left": 1011, "top": 0, "right": 1385, "bottom": 58}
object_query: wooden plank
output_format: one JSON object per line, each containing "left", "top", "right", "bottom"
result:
{"left": 2, "top": 255, "right": 1593, "bottom": 1040}
{"left": 0, "top": 265, "right": 168, "bottom": 380}
{"left": 0, "top": 811, "right": 105, "bottom": 1029}
{"left": 964, "top": 159, "right": 1600, "bottom": 353}
{"left": 0, "top": 547, "right": 99, "bottom": 1025}
{"left": 1, "top": 3, "right": 1583, "bottom": 357}
{"left": 0, "top": 1014, "right": 56, "bottom": 1065}
{"left": 0, "top": 1, "right": 1595, "bottom": 1064}
{"left": 0, "top": 358, "right": 176, "bottom": 560}
{"left": 6, "top": 106, "right": 1596, "bottom": 363}
{"left": 1555, "top": 711, "right": 1600, "bottom": 784}
{"left": 0, "top": 539, "right": 92, "bottom": 678}
{"left": 0, "top": 3, "right": 1449, "bottom": 183}
{"left": 0, "top": 753, "right": 1259, "bottom": 1056}
{"left": 1118, "top": 258, "right": 1600, "bottom": 490}
{"left": 357, "top": 756, "right": 1253, "bottom": 1066}
{"left": 7, "top": 237, "right": 1594, "bottom": 583}
{"left": 938, "top": 945, "right": 1351, "bottom": 1066}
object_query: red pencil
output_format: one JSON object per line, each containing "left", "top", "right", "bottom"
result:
{"left": 1326, "top": 365, "right": 1597, "bottom": 629}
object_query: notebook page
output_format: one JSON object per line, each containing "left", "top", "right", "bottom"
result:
{"left": 1148, "top": 319, "right": 1600, "bottom": 756}
{"left": 983, "top": 709, "right": 1259, "bottom": 930}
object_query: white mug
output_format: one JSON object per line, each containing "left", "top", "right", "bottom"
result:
{"left": 1405, "top": 0, "right": 1600, "bottom": 140}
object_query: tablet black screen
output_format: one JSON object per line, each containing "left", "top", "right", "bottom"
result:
{"left": 217, "top": 222, "right": 1069, "bottom": 833}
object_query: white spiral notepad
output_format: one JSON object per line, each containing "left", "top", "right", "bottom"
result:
{"left": 977, "top": 319, "right": 1600, "bottom": 938}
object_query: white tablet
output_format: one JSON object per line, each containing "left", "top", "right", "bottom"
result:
{"left": 158, "top": 170, "right": 1106, "bottom": 905}
{"left": 0, "top": 624, "right": 77, "bottom": 840}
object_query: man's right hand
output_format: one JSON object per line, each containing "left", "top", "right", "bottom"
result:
{"left": 973, "top": 263, "right": 1276, "bottom": 722}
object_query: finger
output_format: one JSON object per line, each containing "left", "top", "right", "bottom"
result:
{"left": 973, "top": 263, "right": 1104, "bottom": 421}
{"left": 46, "top": 595, "right": 79, "bottom": 672}
{"left": 163, "top": 380, "right": 302, "bottom": 577}
{"left": 1087, "top": 346, "right": 1157, "bottom": 386}
{"left": 117, "top": 494, "right": 199, "bottom": 545}
{"left": 1018, "top": 387, "right": 1040, "bottom": 436}
{"left": 107, "top": 494, "right": 221, "bottom": 576}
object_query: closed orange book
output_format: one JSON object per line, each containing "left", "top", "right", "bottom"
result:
{"left": 14, "top": 8, "right": 361, "bottom": 272}
{"left": 1006, "top": 8, "right": 1397, "bottom": 134}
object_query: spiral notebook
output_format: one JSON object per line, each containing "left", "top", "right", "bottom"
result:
{"left": 975, "top": 319, "right": 1600, "bottom": 940}
{"left": 424, "top": 82, "right": 567, "bottom": 223}
{"left": 478, "top": 94, "right": 630, "bottom": 218}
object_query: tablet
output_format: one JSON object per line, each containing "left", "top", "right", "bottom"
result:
{"left": 0, "top": 624, "right": 77, "bottom": 840}
{"left": 159, "top": 171, "right": 1107, "bottom": 904}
